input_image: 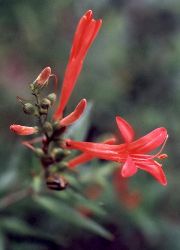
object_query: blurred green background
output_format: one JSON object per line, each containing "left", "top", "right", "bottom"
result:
{"left": 0, "top": 0, "right": 180, "bottom": 249}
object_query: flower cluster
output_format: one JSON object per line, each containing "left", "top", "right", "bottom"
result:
{"left": 10, "top": 10, "right": 168, "bottom": 191}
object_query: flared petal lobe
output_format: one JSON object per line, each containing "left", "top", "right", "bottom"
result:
{"left": 10, "top": 125, "right": 38, "bottom": 136}
{"left": 116, "top": 116, "right": 135, "bottom": 143}
{"left": 121, "top": 156, "right": 137, "bottom": 177}
{"left": 60, "top": 99, "right": 87, "bottom": 126}
{"left": 53, "top": 11, "right": 102, "bottom": 120}
{"left": 136, "top": 161, "right": 167, "bottom": 186}
{"left": 129, "top": 127, "right": 168, "bottom": 154}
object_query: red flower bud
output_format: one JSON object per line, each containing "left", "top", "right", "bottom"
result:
{"left": 35, "top": 67, "right": 51, "bottom": 86}
{"left": 10, "top": 125, "right": 38, "bottom": 135}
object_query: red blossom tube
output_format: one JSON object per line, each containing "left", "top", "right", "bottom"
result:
{"left": 53, "top": 10, "right": 102, "bottom": 120}
{"left": 10, "top": 125, "right": 38, "bottom": 135}
{"left": 68, "top": 137, "right": 117, "bottom": 168}
{"left": 60, "top": 99, "right": 87, "bottom": 126}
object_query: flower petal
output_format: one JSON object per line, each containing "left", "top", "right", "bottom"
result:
{"left": 67, "top": 136, "right": 117, "bottom": 168}
{"left": 116, "top": 116, "right": 135, "bottom": 143}
{"left": 65, "top": 139, "right": 124, "bottom": 161}
{"left": 60, "top": 99, "right": 87, "bottom": 126}
{"left": 53, "top": 58, "right": 83, "bottom": 120}
{"left": 129, "top": 127, "right": 168, "bottom": 154}
{"left": 69, "top": 10, "right": 93, "bottom": 60}
{"left": 121, "top": 156, "right": 137, "bottom": 177}
{"left": 78, "top": 19, "right": 102, "bottom": 60}
{"left": 53, "top": 11, "right": 102, "bottom": 120}
{"left": 136, "top": 160, "right": 167, "bottom": 186}
{"left": 68, "top": 153, "right": 93, "bottom": 168}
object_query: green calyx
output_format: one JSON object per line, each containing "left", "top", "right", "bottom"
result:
{"left": 23, "top": 103, "right": 35, "bottom": 115}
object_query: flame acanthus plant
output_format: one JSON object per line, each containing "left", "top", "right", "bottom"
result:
{"left": 10, "top": 10, "right": 168, "bottom": 191}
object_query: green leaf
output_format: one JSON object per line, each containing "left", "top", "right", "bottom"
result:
{"left": 35, "top": 195, "right": 113, "bottom": 240}
{"left": 78, "top": 162, "right": 115, "bottom": 187}
{"left": 158, "top": 219, "right": 180, "bottom": 250}
{"left": 0, "top": 230, "right": 5, "bottom": 250}
{"left": 0, "top": 217, "right": 66, "bottom": 246}
{"left": 129, "top": 208, "right": 160, "bottom": 243}
{"left": 56, "top": 189, "right": 107, "bottom": 217}
{"left": 0, "top": 144, "right": 24, "bottom": 191}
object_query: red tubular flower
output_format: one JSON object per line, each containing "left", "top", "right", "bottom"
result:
{"left": 68, "top": 137, "right": 116, "bottom": 168}
{"left": 53, "top": 10, "right": 102, "bottom": 120}
{"left": 66, "top": 116, "right": 168, "bottom": 185}
{"left": 10, "top": 125, "right": 38, "bottom": 135}
{"left": 60, "top": 99, "right": 87, "bottom": 127}
{"left": 35, "top": 67, "right": 51, "bottom": 86}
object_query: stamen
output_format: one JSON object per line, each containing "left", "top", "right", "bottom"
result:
{"left": 158, "top": 154, "right": 168, "bottom": 159}
{"left": 131, "top": 135, "right": 168, "bottom": 161}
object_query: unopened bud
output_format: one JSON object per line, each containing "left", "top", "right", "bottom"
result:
{"left": 63, "top": 150, "right": 71, "bottom": 156}
{"left": 40, "top": 98, "right": 51, "bottom": 109}
{"left": 46, "top": 174, "right": 68, "bottom": 191}
{"left": 59, "top": 161, "right": 69, "bottom": 169}
{"left": 47, "top": 93, "right": 56, "bottom": 105}
{"left": 43, "top": 121, "right": 53, "bottom": 134}
{"left": 10, "top": 125, "right": 38, "bottom": 135}
{"left": 51, "top": 148, "right": 64, "bottom": 162}
{"left": 23, "top": 103, "right": 35, "bottom": 115}
{"left": 35, "top": 67, "right": 51, "bottom": 87}
{"left": 34, "top": 148, "right": 44, "bottom": 158}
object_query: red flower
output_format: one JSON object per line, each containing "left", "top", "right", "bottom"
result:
{"left": 66, "top": 116, "right": 168, "bottom": 185}
{"left": 35, "top": 67, "right": 51, "bottom": 86}
{"left": 10, "top": 125, "right": 38, "bottom": 135}
{"left": 53, "top": 10, "right": 102, "bottom": 120}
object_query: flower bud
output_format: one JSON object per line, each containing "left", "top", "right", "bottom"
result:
{"left": 34, "top": 148, "right": 44, "bottom": 158}
{"left": 43, "top": 121, "right": 53, "bottom": 134}
{"left": 46, "top": 174, "right": 68, "bottom": 191}
{"left": 63, "top": 150, "right": 71, "bottom": 157}
{"left": 47, "top": 93, "right": 56, "bottom": 105}
{"left": 10, "top": 125, "right": 38, "bottom": 135}
{"left": 35, "top": 67, "right": 51, "bottom": 87}
{"left": 40, "top": 98, "right": 51, "bottom": 109}
{"left": 59, "top": 161, "right": 69, "bottom": 169}
{"left": 51, "top": 148, "right": 64, "bottom": 162}
{"left": 23, "top": 103, "right": 35, "bottom": 115}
